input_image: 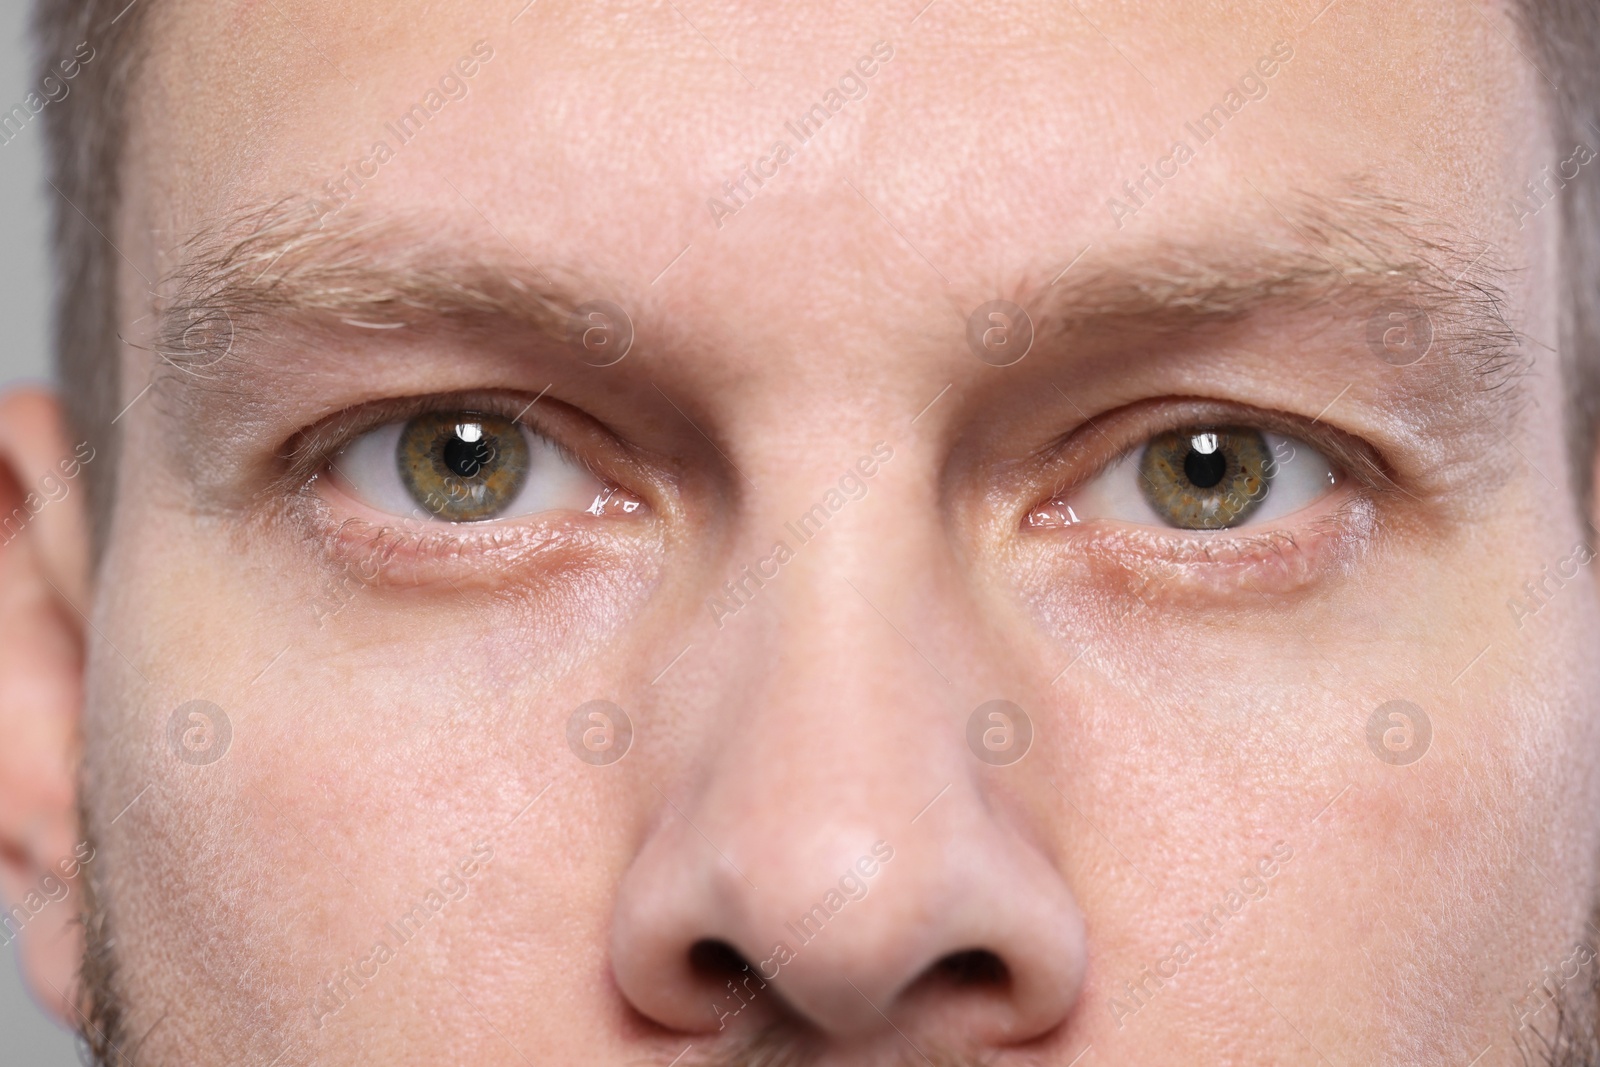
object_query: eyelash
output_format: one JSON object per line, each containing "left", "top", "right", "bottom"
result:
{"left": 1034, "top": 399, "right": 1392, "bottom": 508}
{"left": 282, "top": 392, "right": 570, "bottom": 483}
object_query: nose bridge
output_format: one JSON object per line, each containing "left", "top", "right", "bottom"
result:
{"left": 696, "top": 485, "right": 965, "bottom": 886}
{"left": 703, "top": 449, "right": 966, "bottom": 783}
{"left": 747, "top": 492, "right": 959, "bottom": 760}
{"left": 709, "top": 471, "right": 971, "bottom": 831}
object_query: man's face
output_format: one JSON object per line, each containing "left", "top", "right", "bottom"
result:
{"left": 49, "top": 0, "right": 1600, "bottom": 1063}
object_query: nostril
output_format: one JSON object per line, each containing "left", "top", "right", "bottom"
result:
{"left": 931, "top": 949, "right": 1011, "bottom": 989}
{"left": 688, "top": 938, "right": 752, "bottom": 983}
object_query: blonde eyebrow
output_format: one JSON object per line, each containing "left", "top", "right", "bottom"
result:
{"left": 152, "top": 199, "right": 611, "bottom": 374}
{"left": 151, "top": 184, "right": 1526, "bottom": 432}
{"left": 1019, "top": 185, "right": 1524, "bottom": 392}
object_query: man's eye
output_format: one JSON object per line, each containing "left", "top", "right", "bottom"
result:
{"left": 329, "top": 411, "right": 607, "bottom": 523}
{"left": 1057, "top": 426, "right": 1339, "bottom": 531}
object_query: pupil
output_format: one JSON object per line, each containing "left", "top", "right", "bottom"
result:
{"left": 442, "top": 431, "right": 493, "bottom": 478}
{"left": 1184, "top": 445, "right": 1227, "bottom": 489}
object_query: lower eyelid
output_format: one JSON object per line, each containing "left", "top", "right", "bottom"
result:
{"left": 1023, "top": 486, "right": 1375, "bottom": 601}
{"left": 290, "top": 500, "right": 623, "bottom": 594}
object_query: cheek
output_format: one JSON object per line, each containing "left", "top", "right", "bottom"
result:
{"left": 83, "top": 493, "right": 668, "bottom": 1057}
{"left": 1002, "top": 471, "right": 1600, "bottom": 1052}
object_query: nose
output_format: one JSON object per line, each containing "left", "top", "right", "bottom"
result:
{"left": 609, "top": 536, "right": 1087, "bottom": 1048}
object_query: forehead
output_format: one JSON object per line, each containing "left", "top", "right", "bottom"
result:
{"left": 132, "top": 0, "right": 1538, "bottom": 305}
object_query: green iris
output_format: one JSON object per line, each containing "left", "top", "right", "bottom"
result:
{"left": 397, "top": 412, "right": 530, "bottom": 522}
{"left": 1138, "top": 427, "right": 1272, "bottom": 529}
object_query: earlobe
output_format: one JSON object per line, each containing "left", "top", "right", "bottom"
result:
{"left": 0, "top": 386, "right": 92, "bottom": 1026}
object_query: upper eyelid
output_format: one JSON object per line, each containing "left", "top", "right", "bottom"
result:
{"left": 1041, "top": 400, "right": 1397, "bottom": 501}
{"left": 282, "top": 392, "right": 575, "bottom": 487}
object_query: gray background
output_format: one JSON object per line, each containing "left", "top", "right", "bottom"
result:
{"left": 2, "top": 0, "right": 88, "bottom": 1059}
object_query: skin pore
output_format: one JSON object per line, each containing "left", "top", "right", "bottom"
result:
{"left": 3, "top": 0, "right": 1600, "bottom": 1065}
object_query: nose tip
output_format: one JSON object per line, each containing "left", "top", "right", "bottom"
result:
{"left": 609, "top": 787, "right": 1086, "bottom": 1047}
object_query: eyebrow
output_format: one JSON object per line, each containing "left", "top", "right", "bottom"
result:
{"left": 1015, "top": 185, "right": 1524, "bottom": 392}
{"left": 153, "top": 200, "right": 606, "bottom": 375}
{"left": 156, "top": 185, "right": 1525, "bottom": 408}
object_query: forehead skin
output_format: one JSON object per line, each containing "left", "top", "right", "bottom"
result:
{"left": 83, "top": 0, "right": 1600, "bottom": 1065}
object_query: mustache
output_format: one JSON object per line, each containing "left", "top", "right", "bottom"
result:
{"left": 683, "top": 1022, "right": 991, "bottom": 1067}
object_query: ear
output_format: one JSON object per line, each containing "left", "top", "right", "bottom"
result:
{"left": 0, "top": 386, "right": 92, "bottom": 1026}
